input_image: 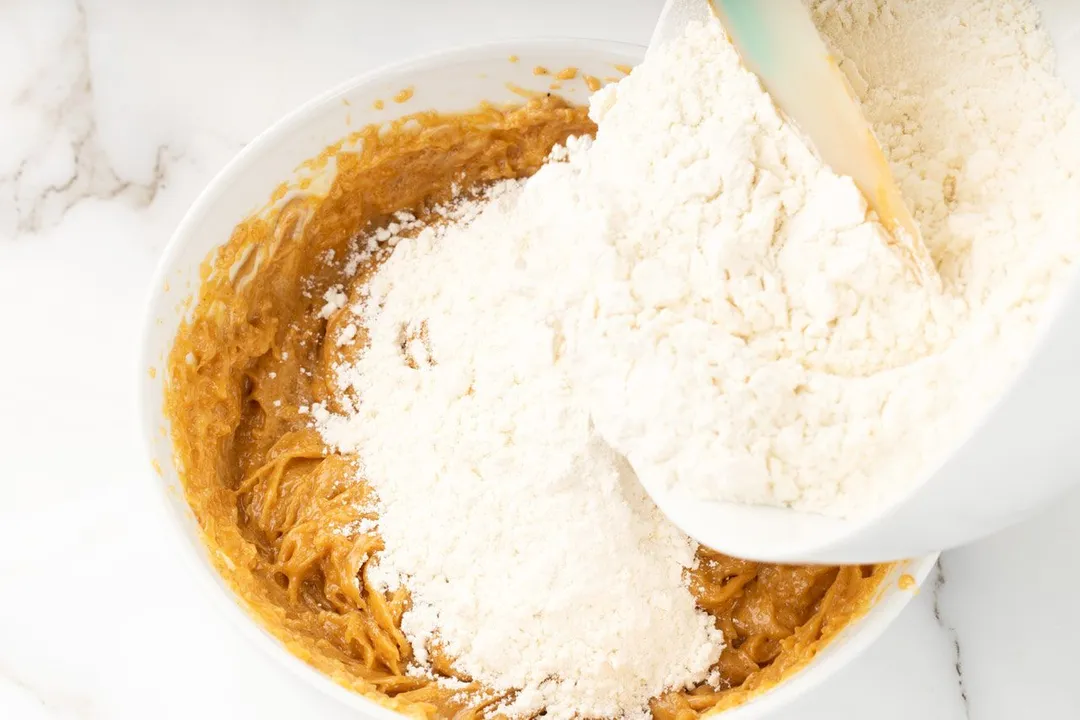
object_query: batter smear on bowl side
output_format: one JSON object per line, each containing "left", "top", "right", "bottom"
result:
{"left": 166, "top": 1, "right": 1080, "bottom": 718}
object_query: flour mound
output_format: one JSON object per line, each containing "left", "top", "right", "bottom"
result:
{"left": 318, "top": 179, "right": 723, "bottom": 720}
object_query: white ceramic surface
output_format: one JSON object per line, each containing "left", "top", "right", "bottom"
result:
{"left": 140, "top": 38, "right": 937, "bottom": 720}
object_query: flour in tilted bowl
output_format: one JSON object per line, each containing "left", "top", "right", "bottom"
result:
{"left": 554, "top": 3, "right": 1080, "bottom": 518}
{"left": 314, "top": 0, "right": 1080, "bottom": 716}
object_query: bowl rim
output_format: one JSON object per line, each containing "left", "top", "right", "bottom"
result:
{"left": 137, "top": 35, "right": 937, "bottom": 720}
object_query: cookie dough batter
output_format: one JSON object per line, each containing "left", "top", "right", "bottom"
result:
{"left": 166, "top": 97, "right": 888, "bottom": 719}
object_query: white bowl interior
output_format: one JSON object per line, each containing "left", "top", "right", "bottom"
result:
{"left": 140, "top": 38, "right": 937, "bottom": 719}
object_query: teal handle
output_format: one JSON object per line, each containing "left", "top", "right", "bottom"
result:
{"left": 711, "top": 0, "right": 775, "bottom": 73}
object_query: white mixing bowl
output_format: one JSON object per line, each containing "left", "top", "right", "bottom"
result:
{"left": 139, "top": 38, "right": 936, "bottom": 719}
{"left": 668, "top": 0, "right": 1080, "bottom": 565}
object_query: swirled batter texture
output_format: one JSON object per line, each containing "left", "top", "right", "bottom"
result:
{"left": 166, "top": 98, "right": 889, "bottom": 718}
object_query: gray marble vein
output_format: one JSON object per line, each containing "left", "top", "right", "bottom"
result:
{"left": 932, "top": 558, "right": 971, "bottom": 719}
{"left": 1, "top": 0, "right": 172, "bottom": 239}
{"left": 0, "top": 659, "right": 96, "bottom": 718}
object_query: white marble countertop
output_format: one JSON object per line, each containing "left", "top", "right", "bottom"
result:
{"left": 1, "top": 1, "right": 1078, "bottom": 718}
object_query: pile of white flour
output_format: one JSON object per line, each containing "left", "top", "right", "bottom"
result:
{"left": 315, "top": 0, "right": 1080, "bottom": 716}
{"left": 318, "top": 181, "right": 724, "bottom": 719}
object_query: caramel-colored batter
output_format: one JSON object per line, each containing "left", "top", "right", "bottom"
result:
{"left": 166, "top": 96, "right": 889, "bottom": 719}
